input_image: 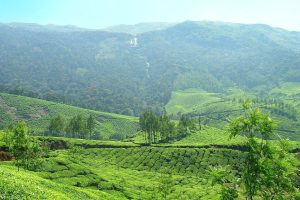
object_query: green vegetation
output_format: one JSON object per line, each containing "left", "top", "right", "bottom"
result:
{"left": 1, "top": 21, "right": 300, "bottom": 199}
{"left": 1, "top": 21, "right": 300, "bottom": 115}
{"left": 139, "top": 110, "right": 196, "bottom": 144}
{"left": 4, "top": 121, "right": 46, "bottom": 170}
{"left": 229, "top": 101, "right": 297, "bottom": 199}
{"left": 0, "top": 145, "right": 246, "bottom": 199}
{"left": 166, "top": 88, "right": 300, "bottom": 140}
{"left": 170, "top": 126, "right": 246, "bottom": 146}
{"left": 0, "top": 92, "right": 138, "bottom": 140}
{"left": 1, "top": 114, "right": 299, "bottom": 199}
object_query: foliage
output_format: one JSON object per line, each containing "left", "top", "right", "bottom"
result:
{"left": 1, "top": 22, "right": 300, "bottom": 116}
{"left": 228, "top": 101, "right": 297, "bottom": 199}
{"left": 6, "top": 121, "right": 45, "bottom": 170}
{"left": 48, "top": 115, "right": 65, "bottom": 136}
{"left": 209, "top": 166, "right": 239, "bottom": 200}
{"left": 86, "top": 114, "right": 96, "bottom": 139}
{"left": 166, "top": 88, "right": 300, "bottom": 140}
{"left": 0, "top": 92, "right": 139, "bottom": 140}
{"left": 139, "top": 110, "right": 196, "bottom": 144}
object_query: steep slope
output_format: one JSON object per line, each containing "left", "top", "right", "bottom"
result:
{"left": 0, "top": 92, "right": 138, "bottom": 140}
{"left": 139, "top": 21, "right": 300, "bottom": 92}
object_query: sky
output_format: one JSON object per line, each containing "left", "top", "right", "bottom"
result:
{"left": 0, "top": 0, "right": 300, "bottom": 31}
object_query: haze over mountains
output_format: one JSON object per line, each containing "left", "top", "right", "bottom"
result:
{"left": 1, "top": 21, "right": 300, "bottom": 115}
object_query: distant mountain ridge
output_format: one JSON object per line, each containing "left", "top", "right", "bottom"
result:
{"left": 103, "top": 22, "right": 176, "bottom": 34}
{"left": 0, "top": 21, "right": 300, "bottom": 115}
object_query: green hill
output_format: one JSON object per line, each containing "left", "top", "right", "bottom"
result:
{"left": 1, "top": 21, "right": 300, "bottom": 115}
{"left": 166, "top": 88, "right": 300, "bottom": 140}
{"left": 0, "top": 92, "right": 138, "bottom": 140}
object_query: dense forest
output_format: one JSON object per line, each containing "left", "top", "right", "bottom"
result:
{"left": 1, "top": 21, "right": 300, "bottom": 116}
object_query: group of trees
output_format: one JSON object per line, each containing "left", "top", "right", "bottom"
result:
{"left": 48, "top": 114, "right": 97, "bottom": 139}
{"left": 3, "top": 121, "right": 47, "bottom": 170}
{"left": 139, "top": 111, "right": 197, "bottom": 144}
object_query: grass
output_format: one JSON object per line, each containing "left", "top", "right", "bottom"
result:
{"left": 0, "top": 92, "right": 138, "bottom": 140}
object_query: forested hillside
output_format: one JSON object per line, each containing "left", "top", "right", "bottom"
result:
{"left": 1, "top": 21, "right": 300, "bottom": 116}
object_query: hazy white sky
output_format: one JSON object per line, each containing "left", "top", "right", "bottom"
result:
{"left": 0, "top": 0, "right": 299, "bottom": 31}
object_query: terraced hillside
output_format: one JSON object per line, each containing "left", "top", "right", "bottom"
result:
{"left": 0, "top": 92, "right": 138, "bottom": 140}
{"left": 166, "top": 88, "right": 300, "bottom": 140}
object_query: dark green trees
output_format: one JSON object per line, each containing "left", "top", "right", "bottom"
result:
{"left": 177, "top": 115, "right": 197, "bottom": 139}
{"left": 48, "top": 114, "right": 97, "bottom": 139}
{"left": 229, "top": 101, "right": 296, "bottom": 199}
{"left": 66, "top": 115, "right": 86, "bottom": 138}
{"left": 139, "top": 111, "right": 157, "bottom": 144}
{"left": 159, "top": 113, "right": 176, "bottom": 142}
{"left": 48, "top": 115, "right": 65, "bottom": 136}
{"left": 86, "top": 114, "right": 96, "bottom": 139}
{"left": 139, "top": 110, "right": 195, "bottom": 144}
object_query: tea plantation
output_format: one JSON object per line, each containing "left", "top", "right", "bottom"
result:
{"left": 0, "top": 92, "right": 138, "bottom": 140}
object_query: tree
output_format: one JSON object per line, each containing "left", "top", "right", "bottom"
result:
{"left": 7, "top": 121, "right": 44, "bottom": 171}
{"left": 66, "top": 114, "right": 86, "bottom": 138}
{"left": 48, "top": 115, "right": 65, "bottom": 136}
{"left": 86, "top": 114, "right": 96, "bottom": 139}
{"left": 177, "top": 114, "right": 196, "bottom": 139}
{"left": 139, "top": 111, "right": 157, "bottom": 144}
{"left": 159, "top": 113, "right": 176, "bottom": 142}
{"left": 229, "top": 101, "right": 296, "bottom": 199}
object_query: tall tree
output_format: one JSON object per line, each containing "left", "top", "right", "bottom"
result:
{"left": 65, "top": 114, "right": 86, "bottom": 138}
{"left": 139, "top": 111, "right": 157, "bottom": 144}
{"left": 86, "top": 114, "right": 96, "bottom": 139}
{"left": 229, "top": 101, "right": 296, "bottom": 199}
{"left": 48, "top": 115, "right": 65, "bottom": 136}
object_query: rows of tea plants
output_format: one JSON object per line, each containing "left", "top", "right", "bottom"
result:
{"left": 80, "top": 147, "right": 245, "bottom": 178}
{"left": 18, "top": 149, "right": 223, "bottom": 199}
{"left": 0, "top": 92, "right": 138, "bottom": 139}
{"left": 169, "top": 126, "right": 246, "bottom": 146}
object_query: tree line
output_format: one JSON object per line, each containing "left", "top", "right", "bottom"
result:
{"left": 139, "top": 111, "right": 197, "bottom": 144}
